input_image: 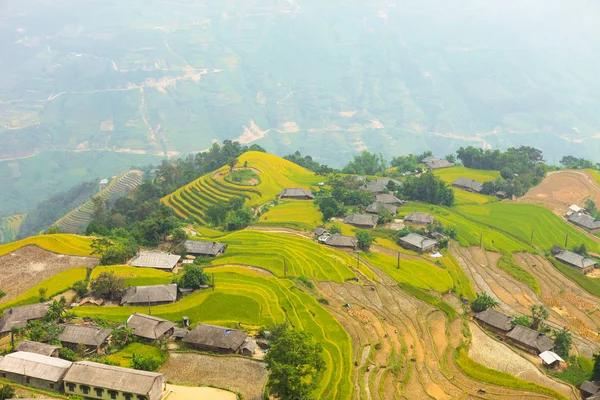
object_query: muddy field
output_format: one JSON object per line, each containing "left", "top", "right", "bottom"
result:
{"left": 0, "top": 245, "right": 99, "bottom": 302}
{"left": 520, "top": 170, "right": 600, "bottom": 213}
{"left": 160, "top": 353, "right": 267, "bottom": 400}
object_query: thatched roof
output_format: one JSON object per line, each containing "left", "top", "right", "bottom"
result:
{"left": 375, "top": 193, "right": 404, "bottom": 205}
{"left": 404, "top": 212, "right": 434, "bottom": 224}
{"left": 58, "top": 324, "right": 111, "bottom": 347}
{"left": 241, "top": 338, "right": 258, "bottom": 354}
{"left": 314, "top": 228, "right": 327, "bottom": 237}
{"left": 279, "top": 188, "right": 314, "bottom": 199}
{"left": 555, "top": 250, "right": 597, "bottom": 270}
{"left": 173, "top": 329, "right": 189, "bottom": 339}
{"left": 130, "top": 251, "right": 180, "bottom": 271}
{"left": 580, "top": 380, "right": 600, "bottom": 396}
{"left": 0, "top": 352, "right": 72, "bottom": 382}
{"left": 506, "top": 325, "right": 554, "bottom": 353}
{"left": 15, "top": 340, "right": 59, "bottom": 357}
{"left": 361, "top": 178, "right": 402, "bottom": 194}
{"left": 568, "top": 212, "right": 600, "bottom": 230}
{"left": 452, "top": 178, "right": 483, "bottom": 193}
{"left": 325, "top": 234, "right": 358, "bottom": 249}
{"left": 398, "top": 233, "right": 438, "bottom": 251}
{"left": 121, "top": 284, "right": 178, "bottom": 306}
{"left": 184, "top": 240, "right": 224, "bottom": 256}
{"left": 126, "top": 313, "right": 176, "bottom": 340}
{"left": 365, "top": 203, "right": 397, "bottom": 215}
{"left": 423, "top": 158, "right": 454, "bottom": 169}
{"left": 474, "top": 308, "right": 514, "bottom": 332}
{"left": 0, "top": 303, "right": 49, "bottom": 334}
{"left": 183, "top": 323, "right": 248, "bottom": 352}
{"left": 343, "top": 214, "right": 378, "bottom": 228}
{"left": 64, "top": 361, "right": 164, "bottom": 394}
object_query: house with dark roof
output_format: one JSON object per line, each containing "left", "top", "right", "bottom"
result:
{"left": 0, "top": 351, "right": 72, "bottom": 391}
{"left": 581, "top": 381, "right": 600, "bottom": 398}
{"left": 0, "top": 303, "right": 49, "bottom": 338}
{"left": 126, "top": 313, "right": 176, "bottom": 341}
{"left": 554, "top": 250, "right": 597, "bottom": 274}
{"left": 64, "top": 361, "right": 165, "bottom": 400}
{"left": 506, "top": 325, "right": 554, "bottom": 354}
{"left": 422, "top": 157, "right": 454, "bottom": 170}
{"left": 58, "top": 325, "right": 111, "bottom": 354}
{"left": 314, "top": 228, "right": 327, "bottom": 238}
{"left": 361, "top": 178, "right": 402, "bottom": 194}
{"left": 375, "top": 193, "right": 404, "bottom": 206}
{"left": 568, "top": 212, "right": 600, "bottom": 232}
{"left": 474, "top": 309, "right": 514, "bottom": 335}
{"left": 343, "top": 214, "right": 378, "bottom": 229}
{"left": 365, "top": 203, "right": 397, "bottom": 215}
{"left": 184, "top": 240, "right": 225, "bottom": 257}
{"left": 398, "top": 233, "right": 438, "bottom": 253}
{"left": 452, "top": 178, "right": 484, "bottom": 193}
{"left": 325, "top": 234, "right": 358, "bottom": 250}
{"left": 183, "top": 323, "right": 250, "bottom": 355}
{"left": 279, "top": 188, "right": 314, "bottom": 200}
{"left": 130, "top": 252, "right": 181, "bottom": 272}
{"left": 403, "top": 212, "right": 434, "bottom": 225}
{"left": 15, "top": 340, "right": 60, "bottom": 358}
{"left": 120, "top": 284, "right": 178, "bottom": 307}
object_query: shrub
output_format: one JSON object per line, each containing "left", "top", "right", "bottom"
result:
{"left": 131, "top": 353, "right": 161, "bottom": 371}
{"left": 296, "top": 276, "right": 315, "bottom": 290}
{"left": 59, "top": 347, "right": 78, "bottom": 361}
{"left": 72, "top": 280, "right": 88, "bottom": 298}
{"left": 317, "top": 297, "right": 329, "bottom": 305}
{"left": 178, "top": 264, "right": 209, "bottom": 289}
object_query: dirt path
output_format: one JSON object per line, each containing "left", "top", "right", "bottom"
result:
{"left": 166, "top": 384, "right": 236, "bottom": 400}
{"left": 245, "top": 225, "right": 312, "bottom": 238}
{"left": 204, "top": 263, "right": 275, "bottom": 276}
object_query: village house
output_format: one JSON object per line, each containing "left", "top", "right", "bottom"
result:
{"left": 375, "top": 193, "right": 404, "bottom": 206}
{"left": 58, "top": 324, "right": 111, "bottom": 354}
{"left": 539, "top": 350, "right": 564, "bottom": 369}
{"left": 63, "top": 361, "right": 166, "bottom": 400}
{"left": 314, "top": 227, "right": 327, "bottom": 238}
{"left": 361, "top": 178, "right": 402, "bottom": 194}
{"left": 0, "top": 303, "right": 50, "bottom": 338}
{"left": 554, "top": 250, "right": 597, "bottom": 274}
{"left": 421, "top": 157, "right": 454, "bottom": 170}
{"left": 451, "top": 178, "right": 483, "bottom": 193}
{"left": 343, "top": 214, "right": 379, "bottom": 229}
{"left": 398, "top": 233, "right": 438, "bottom": 253}
{"left": 279, "top": 188, "right": 314, "bottom": 200}
{"left": 0, "top": 351, "right": 72, "bottom": 391}
{"left": 580, "top": 381, "right": 600, "bottom": 398}
{"left": 126, "top": 313, "right": 176, "bottom": 341}
{"left": 130, "top": 252, "right": 181, "bottom": 272}
{"left": 474, "top": 308, "right": 514, "bottom": 335}
{"left": 565, "top": 204, "right": 583, "bottom": 217}
{"left": 325, "top": 234, "right": 358, "bottom": 250}
{"left": 15, "top": 340, "right": 60, "bottom": 357}
{"left": 120, "top": 284, "right": 178, "bottom": 307}
{"left": 183, "top": 323, "right": 257, "bottom": 356}
{"left": 365, "top": 202, "right": 397, "bottom": 215}
{"left": 183, "top": 240, "right": 225, "bottom": 257}
{"left": 568, "top": 212, "right": 600, "bottom": 232}
{"left": 505, "top": 325, "right": 554, "bottom": 354}
{"left": 403, "top": 212, "right": 434, "bottom": 225}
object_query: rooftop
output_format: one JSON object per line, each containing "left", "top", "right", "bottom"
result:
{"left": 404, "top": 212, "right": 434, "bottom": 224}
{"left": 0, "top": 352, "right": 72, "bottom": 382}
{"left": 539, "top": 350, "right": 564, "bottom": 365}
{"left": 375, "top": 193, "right": 404, "bottom": 205}
{"left": 184, "top": 240, "right": 224, "bottom": 256}
{"left": 506, "top": 325, "right": 554, "bottom": 353}
{"left": 343, "top": 214, "right": 378, "bottom": 227}
{"left": 399, "top": 233, "right": 438, "bottom": 250}
{"left": 0, "top": 303, "right": 49, "bottom": 334}
{"left": 325, "top": 234, "right": 358, "bottom": 248}
{"left": 568, "top": 212, "right": 600, "bottom": 230}
{"left": 183, "top": 323, "right": 248, "bottom": 352}
{"left": 423, "top": 158, "right": 454, "bottom": 170}
{"left": 474, "top": 308, "right": 514, "bottom": 332}
{"left": 554, "top": 250, "right": 597, "bottom": 269}
{"left": 365, "top": 202, "right": 398, "bottom": 215}
{"left": 58, "top": 324, "right": 111, "bottom": 347}
{"left": 452, "top": 177, "right": 483, "bottom": 193}
{"left": 130, "top": 251, "right": 181, "bottom": 270}
{"left": 279, "top": 188, "right": 314, "bottom": 199}
{"left": 15, "top": 340, "right": 60, "bottom": 357}
{"left": 126, "top": 313, "right": 176, "bottom": 340}
{"left": 121, "top": 284, "right": 178, "bottom": 306}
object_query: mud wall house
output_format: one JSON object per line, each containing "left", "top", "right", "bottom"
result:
{"left": 15, "top": 340, "right": 60, "bottom": 358}
{"left": 126, "top": 313, "right": 176, "bottom": 342}
{"left": 120, "top": 284, "right": 178, "bottom": 307}
{"left": 343, "top": 214, "right": 378, "bottom": 229}
{"left": 0, "top": 351, "right": 72, "bottom": 392}
{"left": 130, "top": 252, "right": 181, "bottom": 272}
{"left": 505, "top": 325, "right": 555, "bottom": 355}
{"left": 398, "top": 233, "right": 438, "bottom": 253}
{"left": 568, "top": 212, "right": 600, "bottom": 232}
{"left": 473, "top": 309, "right": 514, "bottom": 336}
{"left": 0, "top": 303, "right": 50, "bottom": 338}
{"left": 451, "top": 178, "right": 484, "bottom": 193}
{"left": 63, "top": 361, "right": 166, "bottom": 400}
{"left": 365, "top": 202, "right": 398, "bottom": 215}
{"left": 325, "top": 234, "right": 358, "bottom": 250}
{"left": 58, "top": 324, "right": 111, "bottom": 354}
{"left": 183, "top": 240, "right": 225, "bottom": 257}
{"left": 183, "top": 323, "right": 249, "bottom": 355}
{"left": 279, "top": 188, "right": 314, "bottom": 200}
{"left": 403, "top": 212, "right": 434, "bottom": 225}
{"left": 554, "top": 250, "right": 597, "bottom": 275}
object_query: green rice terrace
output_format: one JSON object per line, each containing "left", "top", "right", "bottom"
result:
{"left": 0, "top": 214, "right": 25, "bottom": 243}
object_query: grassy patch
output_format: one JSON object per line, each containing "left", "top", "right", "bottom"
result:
{"left": 434, "top": 166, "right": 501, "bottom": 184}
{"left": 549, "top": 259, "right": 600, "bottom": 297}
{"left": 257, "top": 200, "right": 322, "bottom": 230}
{"left": 550, "top": 356, "right": 592, "bottom": 387}
{"left": 497, "top": 253, "right": 540, "bottom": 295}
{"left": 225, "top": 169, "right": 260, "bottom": 186}
{"left": 107, "top": 343, "right": 166, "bottom": 367}
{"left": 0, "top": 234, "right": 96, "bottom": 257}
{"left": 398, "top": 283, "right": 456, "bottom": 319}
{"left": 91, "top": 265, "right": 174, "bottom": 286}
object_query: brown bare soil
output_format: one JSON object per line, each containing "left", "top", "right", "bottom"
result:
{"left": 0, "top": 245, "right": 99, "bottom": 303}
{"left": 160, "top": 353, "right": 267, "bottom": 400}
{"left": 520, "top": 170, "right": 600, "bottom": 213}
{"left": 166, "top": 384, "right": 236, "bottom": 400}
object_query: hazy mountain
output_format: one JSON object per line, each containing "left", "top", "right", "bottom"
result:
{"left": 1, "top": 0, "right": 600, "bottom": 212}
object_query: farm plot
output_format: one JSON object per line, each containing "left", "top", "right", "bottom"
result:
{"left": 257, "top": 200, "right": 322, "bottom": 231}
{"left": 0, "top": 214, "right": 25, "bottom": 243}
{"left": 435, "top": 166, "right": 501, "bottom": 205}
{"left": 92, "top": 265, "right": 173, "bottom": 286}
{"left": 0, "top": 234, "right": 96, "bottom": 257}
{"left": 0, "top": 245, "right": 97, "bottom": 304}
{"left": 161, "top": 353, "right": 267, "bottom": 400}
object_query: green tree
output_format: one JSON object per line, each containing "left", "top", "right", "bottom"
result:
{"left": 342, "top": 151, "right": 387, "bottom": 175}
{"left": 90, "top": 237, "right": 113, "bottom": 256}
{"left": 112, "top": 326, "right": 135, "bottom": 347}
{"left": 265, "top": 329, "right": 326, "bottom": 400}
{"left": 91, "top": 272, "right": 125, "bottom": 300}
{"left": 328, "top": 225, "right": 342, "bottom": 235}
{"left": 356, "top": 232, "right": 375, "bottom": 252}
{"left": 530, "top": 305, "right": 549, "bottom": 331}
{"left": 500, "top": 167, "right": 514, "bottom": 180}
{"left": 552, "top": 328, "right": 572, "bottom": 358}
{"left": 178, "top": 264, "right": 209, "bottom": 289}
{"left": 0, "top": 384, "right": 15, "bottom": 400}
{"left": 378, "top": 209, "right": 393, "bottom": 224}
{"left": 228, "top": 157, "right": 238, "bottom": 172}
{"left": 470, "top": 292, "right": 499, "bottom": 313}
{"left": 38, "top": 287, "right": 47, "bottom": 302}
{"left": 172, "top": 228, "right": 187, "bottom": 243}
{"left": 585, "top": 199, "right": 597, "bottom": 214}
{"left": 72, "top": 280, "right": 89, "bottom": 298}
{"left": 45, "top": 300, "right": 66, "bottom": 322}
{"left": 131, "top": 353, "right": 161, "bottom": 371}
{"left": 511, "top": 316, "right": 531, "bottom": 328}
{"left": 592, "top": 353, "right": 600, "bottom": 380}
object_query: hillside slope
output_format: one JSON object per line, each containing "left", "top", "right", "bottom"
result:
{"left": 0, "top": 214, "right": 25, "bottom": 244}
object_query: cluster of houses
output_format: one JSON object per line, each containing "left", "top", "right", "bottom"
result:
{"left": 566, "top": 204, "right": 600, "bottom": 233}
{"left": 474, "top": 308, "right": 563, "bottom": 369}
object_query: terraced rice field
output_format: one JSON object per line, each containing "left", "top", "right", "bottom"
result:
{"left": 162, "top": 151, "right": 320, "bottom": 223}
{"left": 435, "top": 166, "right": 500, "bottom": 205}
{"left": 55, "top": 170, "right": 144, "bottom": 233}
{"left": 91, "top": 265, "right": 173, "bottom": 286}
{"left": 257, "top": 200, "right": 322, "bottom": 230}
{"left": 0, "top": 214, "right": 25, "bottom": 243}
{"left": 0, "top": 234, "right": 96, "bottom": 257}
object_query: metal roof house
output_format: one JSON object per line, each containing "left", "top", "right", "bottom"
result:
{"left": 183, "top": 323, "right": 249, "bottom": 355}
{"left": 506, "top": 325, "right": 554, "bottom": 354}
{"left": 539, "top": 351, "right": 564, "bottom": 369}
{"left": 452, "top": 178, "right": 484, "bottom": 193}
{"left": 183, "top": 240, "right": 225, "bottom": 257}
{"left": 126, "top": 313, "right": 176, "bottom": 341}
{"left": 121, "top": 284, "right": 178, "bottom": 307}
{"left": 0, "top": 303, "right": 50, "bottom": 337}
{"left": 554, "top": 250, "right": 597, "bottom": 274}
{"left": 325, "top": 234, "right": 358, "bottom": 250}
{"left": 15, "top": 340, "right": 60, "bottom": 358}
{"left": 343, "top": 214, "right": 379, "bottom": 229}
{"left": 403, "top": 212, "right": 434, "bottom": 225}
{"left": 398, "top": 233, "right": 438, "bottom": 253}
{"left": 279, "top": 188, "right": 314, "bottom": 200}
{"left": 130, "top": 251, "right": 181, "bottom": 272}
{"left": 64, "top": 361, "right": 165, "bottom": 400}
{"left": 0, "top": 351, "right": 72, "bottom": 391}
{"left": 568, "top": 212, "right": 600, "bottom": 232}
{"left": 375, "top": 193, "right": 404, "bottom": 206}
{"left": 365, "top": 202, "right": 398, "bottom": 215}
{"left": 58, "top": 325, "right": 111, "bottom": 354}
{"left": 474, "top": 308, "right": 514, "bottom": 334}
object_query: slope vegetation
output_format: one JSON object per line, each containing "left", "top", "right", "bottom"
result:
{"left": 0, "top": 214, "right": 25, "bottom": 243}
{"left": 434, "top": 166, "right": 500, "bottom": 205}
{"left": 0, "top": 234, "right": 96, "bottom": 257}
